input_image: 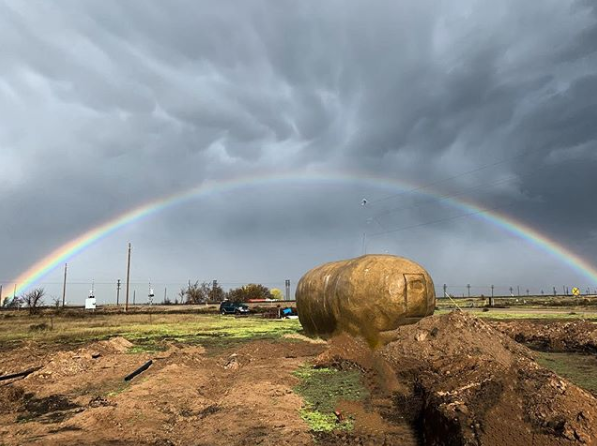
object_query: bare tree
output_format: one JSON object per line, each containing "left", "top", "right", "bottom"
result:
{"left": 184, "top": 281, "right": 211, "bottom": 304}
{"left": 177, "top": 287, "right": 186, "bottom": 305}
{"left": 22, "top": 288, "right": 46, "bottom": 315}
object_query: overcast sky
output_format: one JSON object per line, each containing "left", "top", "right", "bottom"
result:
{"left": 1, "top": 0, "right": 597, "bottom": 303}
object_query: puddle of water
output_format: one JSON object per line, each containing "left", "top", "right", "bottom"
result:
{"left": 534, "top": 350, "right": 597, "bottom": 395}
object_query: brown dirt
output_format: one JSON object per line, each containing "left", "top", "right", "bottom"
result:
{"left": 0, "top": 339, "right": 326, "bottom": 445}
{"left": 491, "top": 319, "right": 597, "bottom": 353}
{"left": 315, "top": 312, "right": 597, "bottom": 446}
{"left": 2, "top": 313, "right": 597, "bottom": 445}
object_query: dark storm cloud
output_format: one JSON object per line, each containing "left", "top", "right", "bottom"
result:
{"left": 1, "top": 0, "right": 597, "bottom": 293}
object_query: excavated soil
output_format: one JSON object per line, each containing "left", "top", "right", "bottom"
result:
{"left": 491, "top": 319, "right": 597, "bottom": 353}
{"left": 316, "top": 312, "right": 597, "bottom": 446}
{"left": 2, "top": 314, "right": 597, "bottom": 445}
{"left": 0, "top": 338, "right": 325, "bottom": 445}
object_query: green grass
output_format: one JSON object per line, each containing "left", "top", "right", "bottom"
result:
{"left": 475, "top": 312, "right": 597, "bottom": 321}
{"left": 293, "top": 365, "right": 368, "bottom": 433}
{"left": 126, "top": 343, "right": 168, "bottom": 354}
{"left": 436, "top": 296, "right": 597, "bottom": 309}
{"left": 0, "top": 314, "right": 302, "bottom": 350}
{"left": 535, "top": 351, "right": 597, "bottom": 395}
{"left": 434, "top": 308, "right": 597, "bottom": 321}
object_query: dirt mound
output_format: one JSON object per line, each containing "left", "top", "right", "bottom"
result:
{"left": 492, "top": 320, "right": 597, "bottom": 353}
{"left": 86, "top": 336, "right": 134, "bottom": 355}
{"left": 385, "top": 312, "right": 597, "bottom": 445}
{"left": 0, "top": 338, "right": 324, "bottom": 446}
{"left": 317, "top": 312, "right": 597, "bottom": 445}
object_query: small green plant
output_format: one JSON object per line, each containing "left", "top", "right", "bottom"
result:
{"left": 299, "top": 408, "right": 353, "bottom": 432}
{"left": 293, "top": 365, "right": 368, "bottom": 433}
{"left": 127, "top": 343, "right": 167, "bottom": 354}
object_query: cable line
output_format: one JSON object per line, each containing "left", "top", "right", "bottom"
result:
{"left": 369, "top": 202, "right": 512, "bottom": 237}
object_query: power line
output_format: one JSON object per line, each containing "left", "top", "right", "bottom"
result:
{"left": 370, "top": 160, "right": 514, "bottom": 205}
{"left": 372, "top": 157, "right": 559, "bottom": 219}
{"left": 374, "top": 174, "right": 518, "bottom": 218}
{"left": 368, "top": 146, "right": 551, "bottom": 205}
{"left": 363, "top": 152, "right": 590, "bottom": 242}
{"left": 369, "top": 202, "right": 511, "bottom": 237}
{"left": 0, "top": 280, "right": 299, "bottom": 286}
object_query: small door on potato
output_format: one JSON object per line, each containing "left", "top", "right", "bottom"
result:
{"left": 404, "top": 274, "right": 429, "bottom": 316}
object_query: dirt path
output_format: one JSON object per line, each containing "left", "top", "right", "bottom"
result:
{"left": 0, "top": 339, "right": 326, "bottom": 445}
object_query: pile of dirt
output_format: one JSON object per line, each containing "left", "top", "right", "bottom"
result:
{"left": 25, "top": 337, "right": 134, "bottom": 383}
{"left": 86, "top": 336, "right": 134, "bottom": 354}
{"left": 0, "top": 338, "right": 326, "bottom": 446}
{"left": 492, "top": 320, "right": 597, "bottom": 353}
{"left": 318, "top": 312, "right": 597, "bottom": 445}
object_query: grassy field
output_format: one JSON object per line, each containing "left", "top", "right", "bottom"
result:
{"left": 0, "top": 313, "right": 302, "bottom": 349}
{"left": 3, "top": 304, "right": 597, "bottom": 349}
{"left": 436, "top": 296, "right": 597, "bottom": 310}
{"left": 535, "top": 351, "right": 597, "bottom": 395}
{"left": 434, "top": 304, "right": 597, "bottom": 321}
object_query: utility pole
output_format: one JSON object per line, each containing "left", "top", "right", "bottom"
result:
{"left": 164, "top": 287, "right": 167, "bottom": 304}
{"left": 467, "top": 284, "right": 471, "bottom": 298}
{"left": 0, "top": 284, "right": 3, "bottom": 306}
{"left": 116, "top": 279, "right": 121, "bottom": 306}
{"left": 148, "top": 281, "right": 154, "bottom": 324}
{"left": 212, "top": 280, "right": 218, "bottom": 301}
{"left": 490, "top": 285, "right": 495, "bottom": 307}
{"left": 125, "top": 243, "right": 131, "bottom": 312}
{"left": 61, "top": 263, "right": 68, "bottom": 308}
{"left": 443, "top": 284, "right": 447, "bottom": 298}
{"left": 517, "top": 286, "right": 520, "bottom": 297}
{"left": 285, "top": 279, "right": 291, "bottom": 301}
{"left": 553, "top": 286, "right": 557, "bottom": 296}
{"left": 133, "top": 290, "right": 136, "bottom": 306}
{"left": 361, "top": 233, "right": 366, "bottom": 255}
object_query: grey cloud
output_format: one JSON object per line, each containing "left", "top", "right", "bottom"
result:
{"left": 1, "top": 0, "right": 597, "bottom": 299}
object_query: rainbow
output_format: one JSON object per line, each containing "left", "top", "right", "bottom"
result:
{"left": 8, "top": 170, "right": 597, "bottom": 296}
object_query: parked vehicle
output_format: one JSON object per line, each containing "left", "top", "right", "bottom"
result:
{"left": 219, "top": 301, "right": 249, "bottom": 315}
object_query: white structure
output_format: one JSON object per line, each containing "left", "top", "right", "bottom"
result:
{"left": 85, "top": 295, "right": 96, "bottom": 310}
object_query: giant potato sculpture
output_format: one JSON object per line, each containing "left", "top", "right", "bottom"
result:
{"left": 296, "top": 254, "right": 435, "bottom": 346}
